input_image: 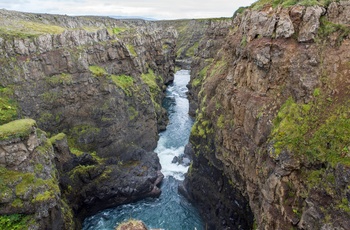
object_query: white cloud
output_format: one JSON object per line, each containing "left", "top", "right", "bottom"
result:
{"left": 0, "top": 0, "right": 257, "bottom": 19}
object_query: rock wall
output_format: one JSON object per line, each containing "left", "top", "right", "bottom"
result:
{"left": 184, "top": 1, "right": 350, "bottom": 229}
{"left": 0, "top": 119, "right": 72, "bottom": 229}
{"left": 0, "top": 10, "right": 176, "bottom": 228}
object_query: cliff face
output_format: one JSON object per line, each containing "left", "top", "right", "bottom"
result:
{"left": 184, "top": 1, "right": 350, "bottom": 229}
{"left": 0, "top": 120, "right": 71, "bottom": 229}
{"left": 0, "top": 10, "right": 176, "bottom": 228}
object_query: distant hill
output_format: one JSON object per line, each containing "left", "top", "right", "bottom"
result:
{"left": 110, "top": 15, "right": 157, "bottom": 21}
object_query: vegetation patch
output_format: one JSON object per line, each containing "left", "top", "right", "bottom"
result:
{"left": 110, "top": 75, "right": 135, "bottom": 96}
{"left": 0, "top": 86, "right": 18, "bottom": 125}
{"left": 141, "top": 68, "right": 163, "bottom": 110}
{"left": 251, "top": 0, "right": 334, "bottom": 10}
{"left": 186, "top": 42, "right": 199, "bottom": 57}
{"left": 0, "top": 20, "right": 65, "bottom": 39}
{"left": 46, "top": 73, "right": 72, "bottom": 85}
{"left": 318, "top": 16, "right": 350, "bottom": 46}
{"left": 0, "top": 214, "right": 36, "bottom": 230}
{"left": 107, "top": 27, "right": 127, "bottom": 35}
{"left": 271, "top": 95, "right": 350, "bottom": 166}
{"left": 0, "top": 119, "right": 36, "bottom": 141}
{"left": 126, "top": 44, "right": 137, "bottom": 57}
{"left": 49, "top": 133, "right": 67, "bottom": 144}
{"left": 68, "top": 124, "right": 101, "bottom": 152}
{"left": 128, "top": 106, "right": 139, "bottom": 121}
{"left": 89, "top": 65, "right": 107, "bottom": 77}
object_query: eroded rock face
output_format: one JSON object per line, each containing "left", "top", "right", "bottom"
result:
{"left": 0, "top": 120, "right": 71, "bottom": 229}
{"left": 185, "top": 3, "right": 350, "bottom": 230}
{"left": 0, "top": 10, "right": 176, "bottom": 228}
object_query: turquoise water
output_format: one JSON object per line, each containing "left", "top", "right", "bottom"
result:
{"left": 83, "top": 70, "right": 204, "bottom": 230}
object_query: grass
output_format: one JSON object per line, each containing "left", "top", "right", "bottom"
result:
{"left": 0, "top": 21, "right": 65, "bottom": 39}
{"left": 271, "top": 95, "right": 350, "bottom": 166}
{"left": 126, "top": 44, "right": 137, "bottom": 57}
{"left": 0, "top": 119, "right": 36, "bottom": 141}
{"left": 186, "top": 42, "right": 199, "bottom": 57}
{"left": 318, "top": 16, "right": 350, "bottom": 46}
{"left": 89, "top": 65, "right": 107, "bottom": 77}
{"left": 141, "top": 69, "right": 163, "bottom": 111}
{"left": 107, "top": 27, "right": 127, "bottom": 35}
{"left": 49, "top": 133, "right": 67, "bottom": 144}
{"left": 110, "top": 75, "right": 135, "bottom": 96}
{"left": 251, "top": 0, "right": 334, "bottom": 10}
{"left": 0, "top": 214, "right": 36, "bottom": 230}
{"left": 46, "top": 73, "right": 72, "bottom": 85}
{"left": 0, "top": 97, "right": 18, "bottom": 126}
{"left": 0, "top": 86, "right": 18, "bottom": 125}
{"left": 68, "top": 124, "right": 101, "bottom": 152}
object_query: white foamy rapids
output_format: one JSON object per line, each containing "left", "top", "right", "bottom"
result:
{"left": 155, "top": 144, "right": 188, "bottom": 181}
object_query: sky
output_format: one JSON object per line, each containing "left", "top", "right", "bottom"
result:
{"left": 0, "top": 0, "right": 257, "bottom": 20}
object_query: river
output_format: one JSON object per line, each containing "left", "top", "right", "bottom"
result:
{"left": 82, "top": 70, "right": 204, "bottom": 230}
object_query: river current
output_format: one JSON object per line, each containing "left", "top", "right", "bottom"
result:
{"left": 83, "top": 70, "right": 204, "bottom": 230}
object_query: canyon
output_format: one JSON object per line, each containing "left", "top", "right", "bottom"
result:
{"left": 1, "top": 0, "right": 350, "bottom": 229}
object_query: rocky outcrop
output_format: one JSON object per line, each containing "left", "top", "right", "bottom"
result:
{"left": 0, "top": 9, "right": 176, "bottom": 229}
{"left": 184, "top": 1, "right": 350, "bottom": 230}
{"left": 0, "top": 119, "right": 73, "bottom": 229}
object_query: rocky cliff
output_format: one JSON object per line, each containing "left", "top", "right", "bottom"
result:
{"left": 184, "top": 1, "right": 350, "bottom": 229}
{"left": 0, "top": 9, "right": 176, "bottom": 229}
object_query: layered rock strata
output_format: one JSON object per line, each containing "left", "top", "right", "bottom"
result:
{"left": 0, "top": 10, "right": 176, "bottom": 228}
{"left": 184, "top": 2, "right": 350, "bottom": 229}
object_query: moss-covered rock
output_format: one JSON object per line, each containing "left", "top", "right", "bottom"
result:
{"left": 0, "top": 119, "right": 36, "bottom": 141}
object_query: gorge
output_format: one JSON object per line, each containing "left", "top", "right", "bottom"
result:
{"left": 1, "top": 0, "right": 350, "bottom": 229}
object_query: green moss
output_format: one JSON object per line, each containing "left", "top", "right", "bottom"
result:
{"left": 251, "top": 0, "right": 333, "bottom": 10}
{"left": 271, "top": 96, "right": 350, "bottom": 166}
{"left": 217, "top": 114, "right": 225, "bottom": 129}
{"left": 191, "top": 112, "right": 213, "bottom": 139}
{"left": 141, "top": 68, "right": 163, "bottom": 111}
{"left": 70, "top": 147, "right": 84, "bottom": 157}
{"left": 32, "top": 190, "right": 55, "bottom": 203}
{"left": 110, "top": 74, "right": 134, "bottom": 96}
{"left": 40, "top": 91, "right": 60, "bottom": 103}
{"left": 11, "top": 199, "right": 24, "bottom": 208}
{"left": 128, "top": 106, "right": 139, "bottom": 121}
{"left": 186, "top": 42, "right": 199, "bottom": 57}
{"left": 0, "top": 97, "right": 18, "bottom": 126}
{"left": 338, "top": 198, "right": 350, "bottom": 212}
{"left": 313, "top": 88, "right": 321, "bottom": 97}
{"left": 126, "top": 44, "right": 137, "bottom": 56}
{"left": 0, "top": 214, "right": 36, "bottom": 230}
{"left": 107, "top": 27, "right": 127, "bottom": 35}
{"left": 46, "top": 73, "right": 72, "bottom": 85}
{"left": 192, "top": 78, "right": 201, "bottom": 87}
{"left": 68, "top": 124, "right": 101, "bottom": 152}
{"left": 318, "top": 16, "right": 350, "bottom": 46}
{"left": 21, "top": 21, "right": 65, "bottom": 34}
{"left": 241, "top": 35, "right": 247, "bottom": 47}
{"left": 0, "top": 165, "right": 59, "bottom": 206}
{"left": 0, "top": 119, "right": 36, "bottom": 141}
{"left": 60, "top": 199, "right": 75, "bottom": 228}
{"left": 49, "top": 133, "right": 66, "bottom": 144}
{"left": 199, "top": 65, "right": 209, "bottom": 79}
{"left": 0, "top": 86, "right": 18, "bottom": 125}
{"left": 89, "top": 65, "right": 107, "bottom": 77}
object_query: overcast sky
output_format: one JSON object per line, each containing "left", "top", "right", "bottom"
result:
{"left": 0, "top": 0, "right": 257, "bottom": 19}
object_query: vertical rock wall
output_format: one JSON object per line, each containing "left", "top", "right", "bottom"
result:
{"left": 185, "top": 2, "right": 350, "bottom": 229}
